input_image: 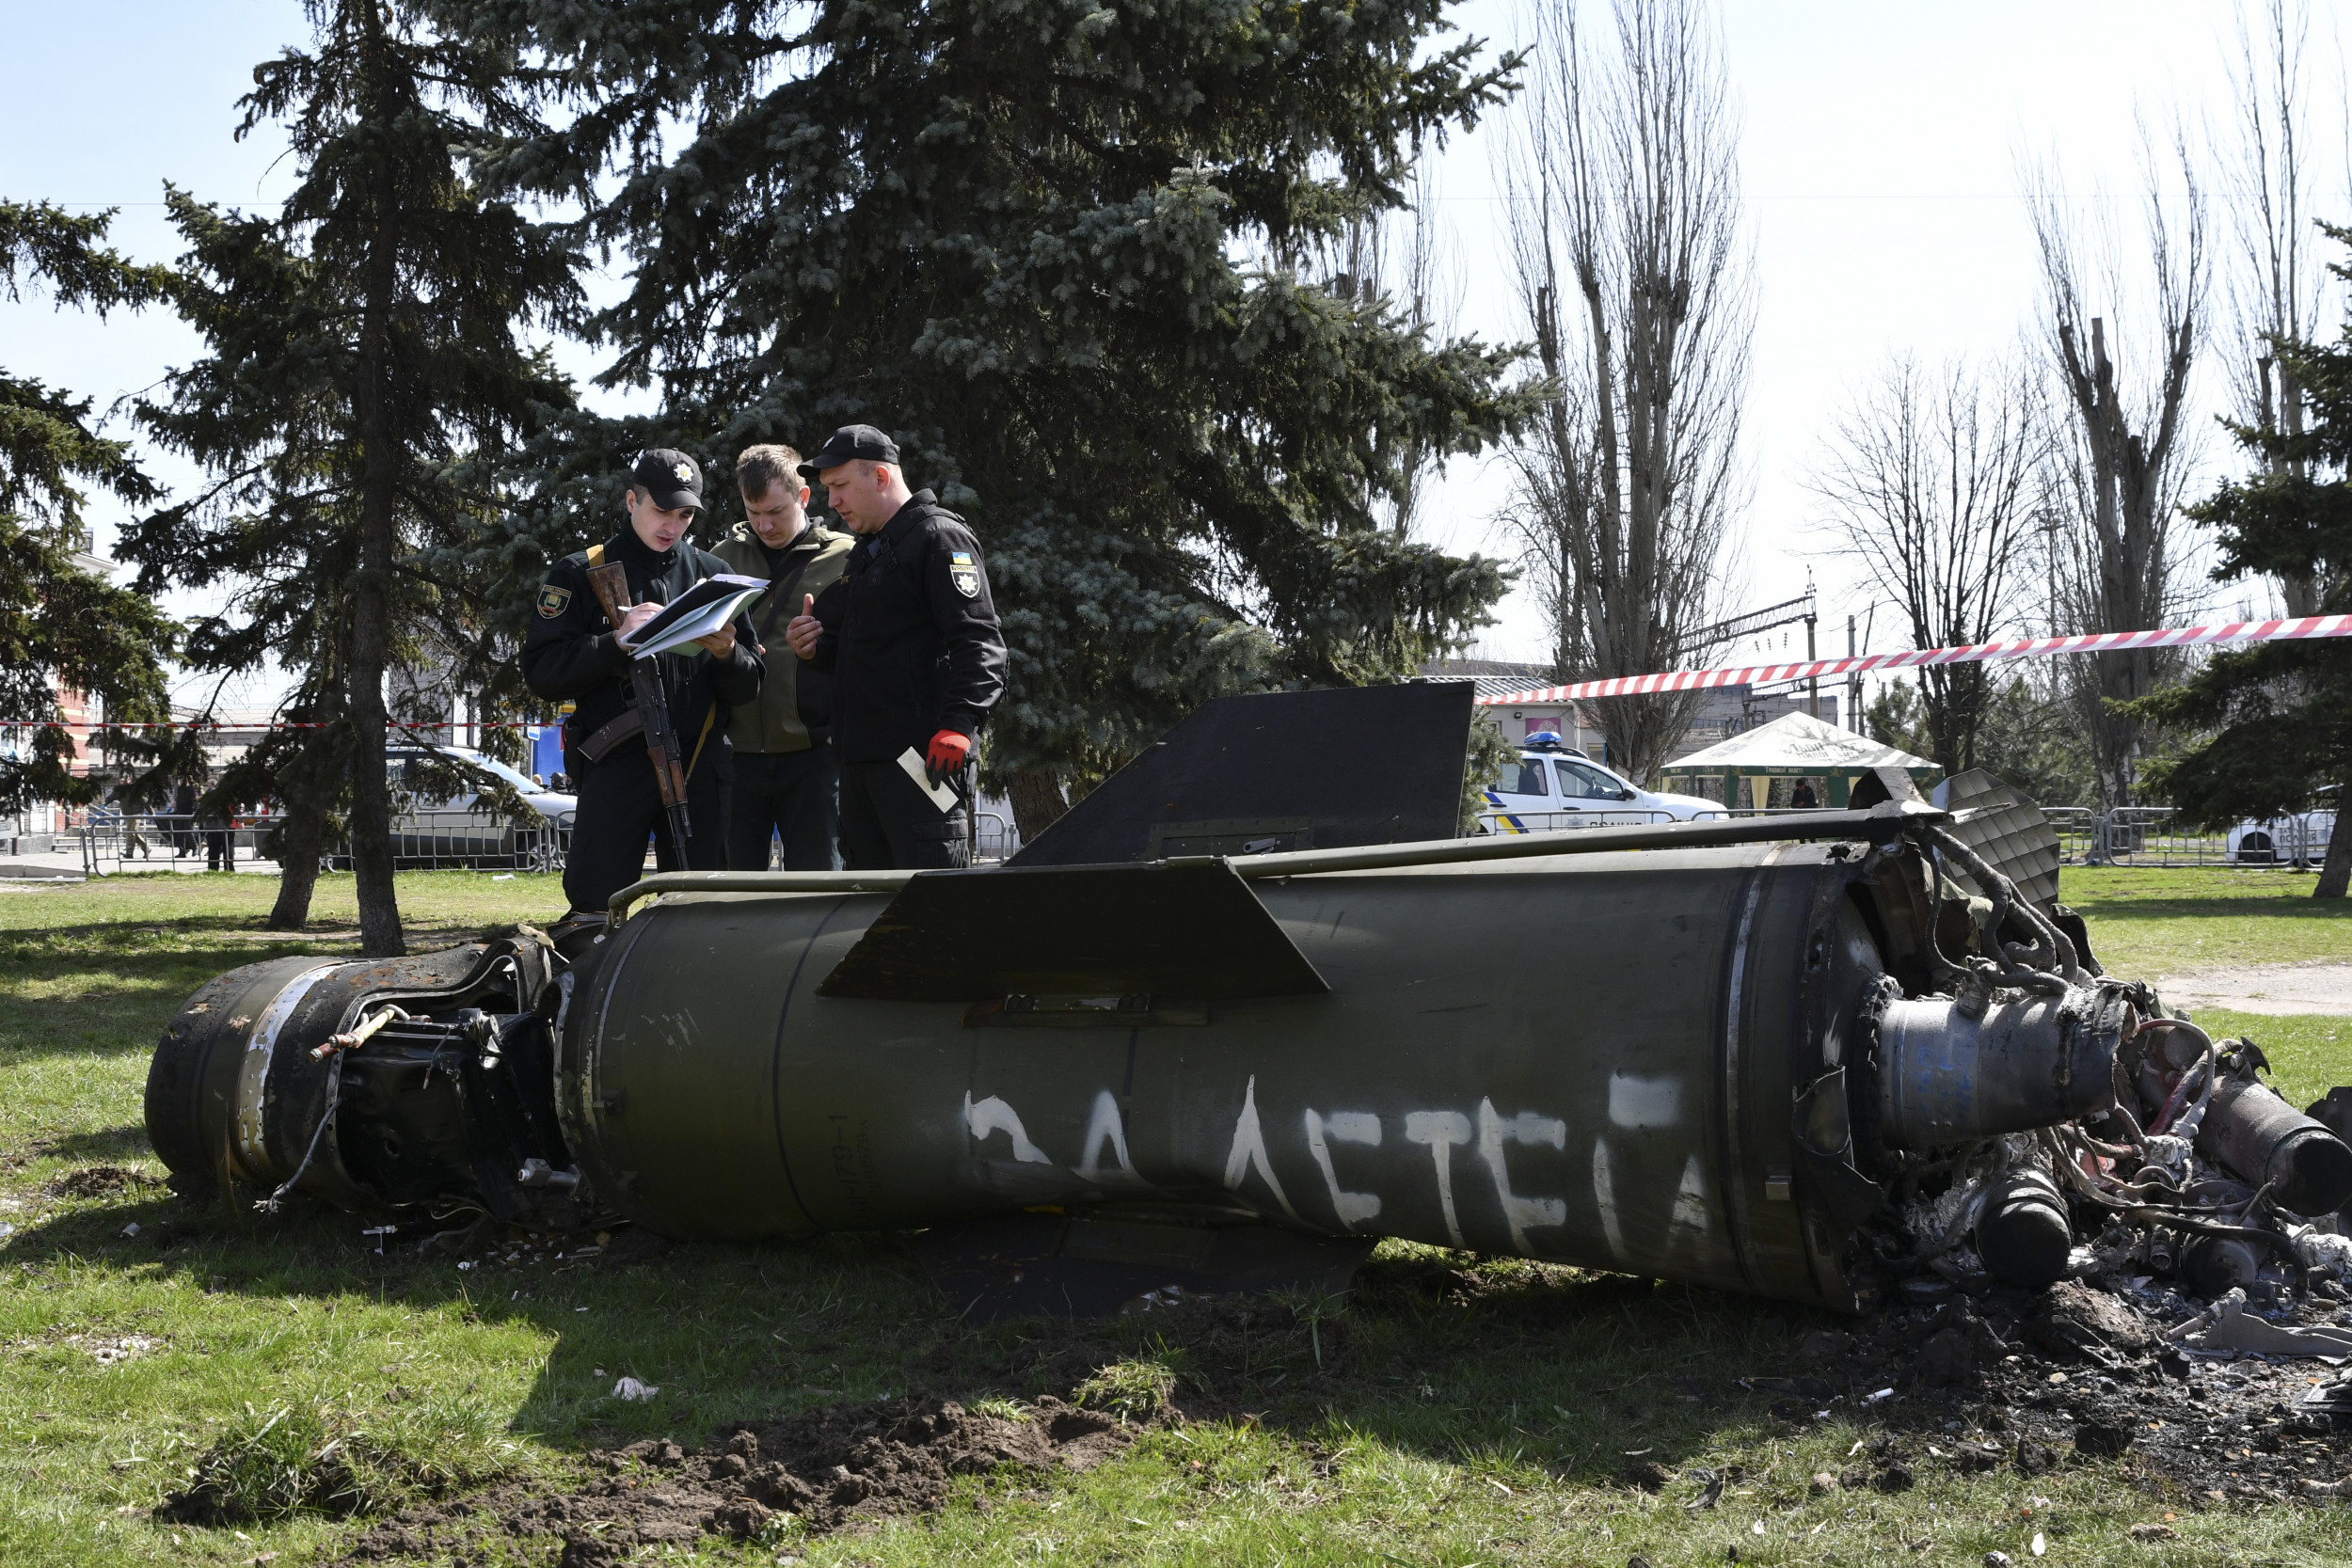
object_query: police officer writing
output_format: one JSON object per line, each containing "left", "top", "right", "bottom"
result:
{"left": 523, "top": 449, "right": 764, "bottom": 918}
{"left": 781, "top": 426, "right": 1006, "bottom": 869}
{"left": 710, "top": 443, "right": 855, "bottom": 870}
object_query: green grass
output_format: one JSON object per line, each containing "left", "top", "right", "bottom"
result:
{"left": 4, "top": 870, "right": 2352, "bottom": 1564}
{"left": 2059, "top": 865, "right": 2352, "bottom": 974}
{"left": 2056, "top": 867, "right": 2352, "bottom": 1104}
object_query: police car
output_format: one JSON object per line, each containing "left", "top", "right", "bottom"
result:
{"left": 1475, "top": 733, "right": 1727, "bottom": 833}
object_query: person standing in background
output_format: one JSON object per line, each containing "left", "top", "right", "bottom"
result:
{"left": 168, "top": 778, "right": 198, "bottom": 858}
{"left": 782, "top": 425, "right": 1005, "bottom": 870}
{"left": 711, "top": 444, "right": 855, "bottom": 870}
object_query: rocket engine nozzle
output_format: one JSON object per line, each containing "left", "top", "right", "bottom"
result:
{"left": 1874, "top": 986, "right": 2131, "bottom": 1149}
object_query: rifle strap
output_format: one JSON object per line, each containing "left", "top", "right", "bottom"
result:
{"left": 589, "top": 537, "right": 718, "bottom": 784}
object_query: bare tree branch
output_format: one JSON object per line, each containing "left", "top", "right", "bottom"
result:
{"left": 2217, "top": 0, "right": 2328, "bottom": 614}
{"left": 2024, "top": 118, "right": 2209, "bottom": 806}
{"left": 1809, "top": 351, "right": 2048, "bottom": 775}
{"left": 1496, "top": 0, "right": 1752, "bottom": 784}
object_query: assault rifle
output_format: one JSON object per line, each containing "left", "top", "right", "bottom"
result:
{"left": 584, "top": 562, "right": 692, "bottom": 850}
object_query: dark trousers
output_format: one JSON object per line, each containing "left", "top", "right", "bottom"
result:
{"left": 727, "top": 746, "right": 842, "bottom": 871}
{"left": 838, "top": 758, "right": 968, "bottom": 870}
{"left": 562, "top": 738, "right": 732, "bottom": 913}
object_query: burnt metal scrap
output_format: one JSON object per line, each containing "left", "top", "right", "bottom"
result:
{"left": 142, "top": 689, "right": 2352, "bottom": 1323}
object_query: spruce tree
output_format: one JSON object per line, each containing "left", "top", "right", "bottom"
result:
{"left": 2128, "top": 225, "right": 2352, "bottom": 898}
{"left": 450, "top": 0, "right": 1532, "bottom": 830}
{"left": 0, "top": 203, "right": 180, "bottom": 817}
{"left": 129, "top": 2, "right": 579, "bottom": 949}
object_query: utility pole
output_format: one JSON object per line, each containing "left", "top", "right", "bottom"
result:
{"left": 1805, "top": 610, "right": 1820, "bottom": 720}
{"left": 2037, "top": 510, "right": 2063, "bottom": 638}
{"left": 1847, "top": 614, "right": 1860, "bottom": 733}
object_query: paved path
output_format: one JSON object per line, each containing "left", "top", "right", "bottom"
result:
{"left": 2157, "top": 961, "right": 2352, "bottom": 1017}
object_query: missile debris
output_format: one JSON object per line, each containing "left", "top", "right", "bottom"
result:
{"left": 138, "top": 690, "right": 2352, "bottom": 1322}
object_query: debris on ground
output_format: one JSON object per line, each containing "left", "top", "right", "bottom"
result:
{"left": 49, "top": 1164, "right": 165, "bottom": 1199}
{"left": 326, "top": 1395, "right": 1123, "bottom": 1565}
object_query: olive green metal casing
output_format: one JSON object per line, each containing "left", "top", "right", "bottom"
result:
{"left": 561, "top": 842, "right": 1887, "bottom": 1309}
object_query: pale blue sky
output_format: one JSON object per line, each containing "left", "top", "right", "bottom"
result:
{"left": 6, "top": 1, "right": 2340, "bottom": 704}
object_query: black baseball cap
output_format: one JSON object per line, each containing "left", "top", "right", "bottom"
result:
{"left": 798, "top": 424, "right": 899, "bottom": 481}
{"left": 629, "top": 448, "right": 703, "bottom": 511}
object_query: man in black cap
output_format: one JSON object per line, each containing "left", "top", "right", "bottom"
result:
{"left": 524, "top": 449, "right": 764, "bottom": 918}
{"left": 782, "top": 425, "right": 1006, "bottom": 869}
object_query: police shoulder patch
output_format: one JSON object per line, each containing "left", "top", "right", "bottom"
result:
{"left": 536, "top": 584, "right": 573, "bottom": 618}
{"left": 945, "top": 545, "right": 980, "bottom": 597}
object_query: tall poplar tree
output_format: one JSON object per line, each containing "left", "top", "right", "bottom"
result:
{"left": 0, "top": 202, "right": 179, "bottom": 816}
{"left": 2129, "top": 225, "right": 2352, "bottom": 899}
{"left": 130, "top": 1, "right": 579, "bottom": 950}
{"left": 448, "top": 0, "right": 1532, "bottom": 832}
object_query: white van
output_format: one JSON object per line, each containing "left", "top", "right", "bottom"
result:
{"left": 1476, "top": 736, "right": 1726, "bottom": 833}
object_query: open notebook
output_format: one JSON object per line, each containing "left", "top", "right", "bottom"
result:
{"left": 618, "top": 575, "right": 769, "bottom": 658}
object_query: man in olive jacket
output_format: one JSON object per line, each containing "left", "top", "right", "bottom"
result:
{"left": 710, "top": 443, "right": 855, "bottom": 870}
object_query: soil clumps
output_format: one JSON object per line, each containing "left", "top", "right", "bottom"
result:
{"left": 50, "top": 1164, "right": 163, "bottom": 1198}
{"left": 1758, "top": 1279, "right": 2352, "bottom": 1503}
{"left": 328, "top": 1394, "right": 1123, "bottom": 1565}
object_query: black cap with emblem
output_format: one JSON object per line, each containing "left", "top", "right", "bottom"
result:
{"left": 797, "top": 424, "right": 900, "bottom": 481}
{"left": 629, "top": 448, "right": 704, "bottom": 511}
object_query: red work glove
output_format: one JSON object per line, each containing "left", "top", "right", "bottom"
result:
{"left": 924, "top": 729, "right": 971, "bottom": 786}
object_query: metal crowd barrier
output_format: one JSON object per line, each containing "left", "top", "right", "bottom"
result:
{"left": 971, "top": 810, "right": 1017, "bottom": 863}
{"left": 73, "top": 810, "right": 575, "bottom": 877}
{"left": 2073, "top": 806, "right": 2326, "bottom": 868}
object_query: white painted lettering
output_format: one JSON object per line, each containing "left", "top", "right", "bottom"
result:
{"left": 963, "top": 1092, "right": 1052, "bottom": 1164}
{"left": 1666, "top": 1152, "right": 1715, "bottom": 1256}
{"left": 1403, "top": 1110, "right": 1473, "bottom": 1246}
{"left": 1477, "top": 1098, "right": 1568, "bottom": 1251}
{"left": 1220, "top": 1075, "right": 1302, "bottom": 1221}
{"left": 1592, "top": 1138, "right": 1629, "bottom": 1261}
{"left": 1303, "top": 1109, "right": 1382, "bottom": 1229}
{"left": 1077, "top": 1089, "right": 1139, "bottom": 1183}
{"left": 1607, "top": 1071, "right": 1682, "bottom": 1132}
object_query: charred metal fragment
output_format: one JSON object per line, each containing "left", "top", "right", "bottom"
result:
{"left": 1973, "top": 1169, "right": 2073, "bottom": 1288}
{"left": 2199, "top": 1070, "right": 2352, "bottom": 1218}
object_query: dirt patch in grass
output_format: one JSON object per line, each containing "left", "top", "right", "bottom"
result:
{"left": 48, "top": 1164, "right": 164, "bottom": 1199}
{"left": 327, "top": 1394, "right": 1125, "bottom": 1565}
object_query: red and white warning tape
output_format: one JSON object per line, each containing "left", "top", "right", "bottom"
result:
{"left": 0, "top": 719, "right": 548, "bottom": 731}
{"left": 1477, "top": 613, "right": 2352, "bottom": 705}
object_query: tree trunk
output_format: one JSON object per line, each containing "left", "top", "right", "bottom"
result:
{"left": 345, "top": 3, "right": 405, "bottom": 958}
{"left": 267, "top": 787, "right": 327, "bottom": 930}
{"left": 2317, "top": 784, "right": 2352, "bottom": 899}
{"left": 1005, "top": 768, "right": 1070, "bottom": 847}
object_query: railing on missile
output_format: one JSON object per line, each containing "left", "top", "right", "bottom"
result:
{"left": 606, "top": 800, "right": 1954, "bottom": 926}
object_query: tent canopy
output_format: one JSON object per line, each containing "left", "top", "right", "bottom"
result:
{"left": 1660, "top": 712, "right": 1940, "bottom": 807}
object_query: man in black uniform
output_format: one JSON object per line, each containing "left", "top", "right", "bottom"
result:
{"left": 782, "top": 426, "right": 1006, "bottom": 869}
{"left": 524, "top": 449, "right": 764, "bottom": 916}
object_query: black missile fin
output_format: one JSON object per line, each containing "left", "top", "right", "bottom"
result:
{"left": 817, "top": 858, "right": 1328, "bottom": 1004}
{"left": 1006, "top": 682, "right": 1473, "bottom": 865}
